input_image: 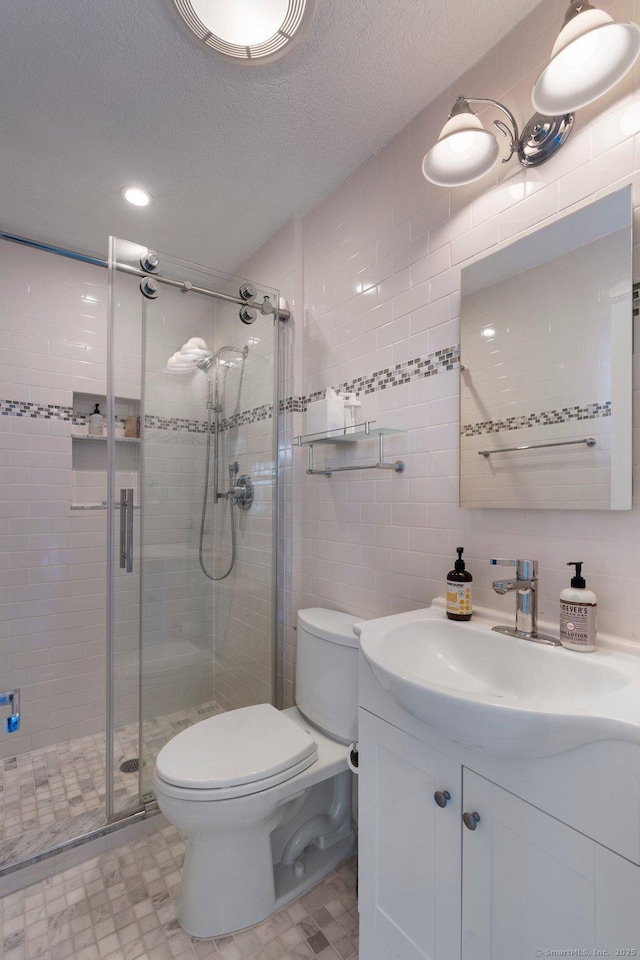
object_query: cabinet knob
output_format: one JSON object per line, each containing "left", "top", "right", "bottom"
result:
{"left": 434, "top": 790, "right": 451, "bottom": 808}
{"left": 462, "top": 811, "right": 481, "bottom": 831}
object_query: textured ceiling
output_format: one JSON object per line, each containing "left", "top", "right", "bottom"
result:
{"left": 0, "top": 0, "right": 539, "bottom": 274}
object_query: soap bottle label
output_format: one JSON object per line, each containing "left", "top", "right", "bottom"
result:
{"left": 560, "top": 602, "right": 597, "bottom": 646}
{"left": 446, "top": 581, "right": 472, "bottom": 618}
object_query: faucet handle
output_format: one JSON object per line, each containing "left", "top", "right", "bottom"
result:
{"left": 490, "top": 558, "right": 537, "bottom": 578}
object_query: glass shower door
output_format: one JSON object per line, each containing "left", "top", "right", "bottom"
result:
{"left": 107, "top": 238, "right": 279, "bottom": 819}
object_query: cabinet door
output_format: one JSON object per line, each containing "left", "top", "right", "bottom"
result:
{"left": 359, "top": 709, "right": 462, "bottom": 960}
{"left": 462, "top": 769, "right": 600, "bottom": 960}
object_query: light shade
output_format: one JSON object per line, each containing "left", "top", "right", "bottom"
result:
{"left": 532, "top": 4, "right": 640, "bottom": 114}
{"left": 422, "top": 110, "right": 500, "bottom": 187}
{"left": 171, "top": 0, "right": 315, "bottom": 62}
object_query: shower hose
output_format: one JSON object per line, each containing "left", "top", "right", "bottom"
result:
{"left": 198, "top": 404, "right": 236, "bottom": 581}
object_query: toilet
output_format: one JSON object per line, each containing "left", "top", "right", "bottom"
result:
{"left": 154, "top": 608, "right": 362, "bottom": 938}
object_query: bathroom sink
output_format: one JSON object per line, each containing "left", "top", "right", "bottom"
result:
{"left": 357, "top": 604, "right": 640, "bottom": 759}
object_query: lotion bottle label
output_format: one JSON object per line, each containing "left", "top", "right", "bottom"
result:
{"left": 560, "top": 602, "right": 597, "bottom": 646}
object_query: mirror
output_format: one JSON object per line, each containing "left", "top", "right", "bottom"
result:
{"left": 459, "top": 186, "right": 632, "bottom": 510}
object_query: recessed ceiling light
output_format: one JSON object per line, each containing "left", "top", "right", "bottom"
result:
{"left": 170, "top": 0, "right": 316, "bottom": 63}
{"left": 122, "top": 186, "right": 152, "bottom": 207}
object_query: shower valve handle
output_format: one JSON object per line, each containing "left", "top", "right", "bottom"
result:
{"left": 0, "top": 689, "right": 20, "bottom": 733}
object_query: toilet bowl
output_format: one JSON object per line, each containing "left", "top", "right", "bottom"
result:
{"left": 154, "top": 608, "right": 362, "bottom": 938}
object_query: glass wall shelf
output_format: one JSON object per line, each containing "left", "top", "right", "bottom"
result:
{"left": 295, "top": 421, "right": 405, "bottom": 476}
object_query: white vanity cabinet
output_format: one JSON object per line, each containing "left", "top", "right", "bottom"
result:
{"left": 358, "top": 709, "right": 461, "bottom": 960}
{"left": 358, "top": 706, "right": 640, "bottom": 960}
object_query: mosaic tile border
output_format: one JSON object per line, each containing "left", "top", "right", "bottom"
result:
{"left": 144, "top": 403, "right": 274, "bottom": 434}
{"left": 279, "top": 344, "right": 460, "bottom": 414}
{"left": 144, "top": 414, "right": 208, "bottom": 434}
{"left": 461, "top": 400, "right": 611, "bottom": 438}
{"left": 0, "top": 401, "right": 275, "bottom": 433}
{"left": 0, "top": 400, "right": 74, "bottom": 421}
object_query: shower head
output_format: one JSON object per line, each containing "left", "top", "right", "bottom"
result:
{"left": 193, "top": 352, "right": 216, "bottom": 373}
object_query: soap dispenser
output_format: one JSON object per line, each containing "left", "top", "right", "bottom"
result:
{"left": 559, "top": 562, "right": 597, "bottom": 652}
{"left": 89, "top": 403, "right": 104, "bottom": 437}
{"left": 446, "top": 547, "right": 473, "bottom": 621}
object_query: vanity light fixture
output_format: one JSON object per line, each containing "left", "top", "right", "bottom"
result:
{"left": 533, "top": 0, "right": 640, "bottom": 115}
{"left": 423, "top": 1, "right": 639, "bottom": 188}
{"left": 170, "top": 0, "right": 316, "bottom": 63}
{"left": 421, "top": 96, "right": 574, "bottom": 187}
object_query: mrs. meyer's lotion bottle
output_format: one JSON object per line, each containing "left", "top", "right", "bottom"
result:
{"left": 559, "top": 562, "right": 597, "bottom": 652}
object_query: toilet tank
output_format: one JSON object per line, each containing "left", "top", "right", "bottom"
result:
{"left": 296, "top": 608, "right": 363, "bottom": 744}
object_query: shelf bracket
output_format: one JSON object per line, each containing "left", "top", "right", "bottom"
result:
{"left": 306, "top": 432, "right": 405, "bottom": 478}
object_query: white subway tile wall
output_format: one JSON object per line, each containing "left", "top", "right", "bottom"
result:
{"left": 239, "top": 0, "right": 640, "bottom": 690}
{"left": 0, "top": 244, "right": 111, "bottom": 762}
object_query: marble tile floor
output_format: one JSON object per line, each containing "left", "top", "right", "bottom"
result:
{"left": 0, "top": 824, "right": 359, "bottom": 960}
{"left": 0, "top": 701, "right": 222, "bottom": 868}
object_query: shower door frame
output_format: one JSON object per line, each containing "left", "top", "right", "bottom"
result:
{"left": 105, "top": 237, "right": 284, "bottom": 822}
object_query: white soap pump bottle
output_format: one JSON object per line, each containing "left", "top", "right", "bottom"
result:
{"left": 559, "top": 561, "right": 597, "bottom": 652}
{"left": 89, "top": 403, "right": 104, "bottom": 437}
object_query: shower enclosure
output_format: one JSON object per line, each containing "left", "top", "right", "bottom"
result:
{"left": 0, "top": 232, "right": 282, "bottom": 878}
{"left": 107, "top": 238, "right": 281, "bottom": 820}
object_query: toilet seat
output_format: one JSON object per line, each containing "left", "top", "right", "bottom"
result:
{"left": 155, "top": 703, "right": 318, "bottom": 801}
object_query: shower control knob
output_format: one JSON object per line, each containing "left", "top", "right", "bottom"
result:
{"left": 140, "top": 251, "right": 160, "bottom": 273}
{"left": 239, "top": 305, "right": 257, "bottom": 324}
{"left": 434, "top": 790, "right": 451, "bottom": 808}
{"left": 233, "top": 475, "right": 254, "bottom": 510}
{"left": 140, "top": 277, "right": 159, "bottom": 299}
{"left": 239, "top": 282, "right": 257, "bottom": 301}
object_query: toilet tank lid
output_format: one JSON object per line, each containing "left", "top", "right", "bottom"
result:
{"left": 297, "top": 608, "right": 365, "bottom": 648}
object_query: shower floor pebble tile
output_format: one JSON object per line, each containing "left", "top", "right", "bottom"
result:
{"left": 0, "top": 825, "right": 358, "bottom": 960}
{"left": 0, "top": 702, "right": 222, "bottom": 863}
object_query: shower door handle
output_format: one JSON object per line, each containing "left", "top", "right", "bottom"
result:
{"left": 119, "top": 488, "right": 134, "bottom": 573}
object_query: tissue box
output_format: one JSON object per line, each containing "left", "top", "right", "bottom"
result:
{"left": 306, "top": 394, "right": 345, "bottom": 439}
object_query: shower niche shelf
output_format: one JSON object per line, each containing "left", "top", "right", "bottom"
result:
{"left": 71, "top": 391, "right": 140, "bottom": 440}
{"left": 71, "top": 392, "right": 139, "bottom": 510}
{"left": 71, "top": 435, "right": 140, "bottom": 443}
{"left": 296, "top": 421, "right": 405, "bottom": 477}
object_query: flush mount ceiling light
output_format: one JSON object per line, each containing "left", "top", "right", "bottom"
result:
{"left": 122, "top": 186, "right": 152, "bottom": 207}
{"left": 533, "top": 0, "right": 640, "bottom": 115}
{"left": 171, "top": 0, "right": 315, "bottom": 63}
{"left": 422, "top": 96, "right": 574, "bottom": 187}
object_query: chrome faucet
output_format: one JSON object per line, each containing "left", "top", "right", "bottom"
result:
{"left": 490, "top": 558, "right": 560, "bottom": 646}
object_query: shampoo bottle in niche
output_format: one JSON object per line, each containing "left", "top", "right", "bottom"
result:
{"left": 446, "top": 547, "right": 472, "bottom": 621}
{"left": 89, "top": 403, "right": 104, "bottom": 437}
{"left": 560, "top": 562, "right": 597, "bottom": 652}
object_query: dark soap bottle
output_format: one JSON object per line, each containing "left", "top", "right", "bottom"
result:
{"left": 446, "top": 547, "right": 473, "bottom": 621}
